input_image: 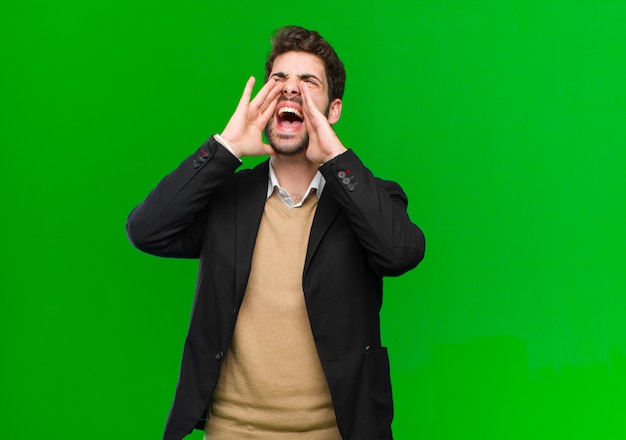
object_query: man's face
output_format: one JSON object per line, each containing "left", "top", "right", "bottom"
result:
{"left": 264, "top": 51, "right": 337, "bottom": 156}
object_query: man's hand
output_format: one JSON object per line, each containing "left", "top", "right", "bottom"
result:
{"left": 300, "top": 82, "right": 347, "bottom": 164}
{"left": 220, "top": 77, "right": 283, "bottom": 158}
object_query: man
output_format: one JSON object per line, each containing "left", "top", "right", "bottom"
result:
{"left": 127, "top": 26, "right": 425, "bottom": 440}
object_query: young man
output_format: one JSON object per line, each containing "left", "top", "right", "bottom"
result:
{"left": 127, "top": 26, "right": 425, "bottom": 440}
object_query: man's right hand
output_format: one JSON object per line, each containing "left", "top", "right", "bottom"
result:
{"left": 219, "top": 76, "right": 283, "bottom": 158}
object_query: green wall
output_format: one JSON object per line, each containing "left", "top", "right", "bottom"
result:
{"left": 2, "top": 1, "right": 625, "bottom": 438}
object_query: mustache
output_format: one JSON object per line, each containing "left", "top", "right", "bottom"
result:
{"left": 278, "top": 96, "right": 302, "bottom": 105}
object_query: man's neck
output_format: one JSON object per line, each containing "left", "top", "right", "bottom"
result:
{"left": 270, "top": 153, "right": 319, "bottom": 199}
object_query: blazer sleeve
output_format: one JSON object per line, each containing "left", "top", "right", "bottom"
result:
{"left": 319, "top": 149, "right": 425, "bottom": 276}
{"left": 126, "top": 136, "right": 241, "bottom": 258}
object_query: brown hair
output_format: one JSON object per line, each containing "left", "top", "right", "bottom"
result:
{"left": 265, "top": 26, "right": 346, "bottom": 101}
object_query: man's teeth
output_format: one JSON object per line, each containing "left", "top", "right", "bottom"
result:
{"left": 278, "top": 107, "right": 303, "bottom": 119}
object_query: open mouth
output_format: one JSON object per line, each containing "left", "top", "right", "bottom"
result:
{"left": 276, "top": 105, "right": 304, "bottom": 131}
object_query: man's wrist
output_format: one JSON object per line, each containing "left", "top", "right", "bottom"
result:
{"left": 214, "top": 134, "right": 242, "bottom": 161}
{"left": 321, "top": 147, "right": 348, "bottom": 165}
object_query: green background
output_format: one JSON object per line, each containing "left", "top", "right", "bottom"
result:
{"left": 2, "top": 1, "right": 625, "bottom": 438}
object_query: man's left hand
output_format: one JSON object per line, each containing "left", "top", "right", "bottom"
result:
{"left": 300, "top": 83, "right": 347, "bottom": 164}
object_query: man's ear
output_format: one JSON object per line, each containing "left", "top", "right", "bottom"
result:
{"left": 327, "top": 98, "right": 342, "bottom": 125}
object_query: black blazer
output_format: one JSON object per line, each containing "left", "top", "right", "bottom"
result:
{"left": 127, "top": 137, "right": 425, "bottom": 440}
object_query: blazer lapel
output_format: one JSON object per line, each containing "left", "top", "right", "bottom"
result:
{"left": 304, "top": 190, "right": 341, "bottom": 273}
{"left": 234, "top": 160, "right": 270, "bottom": 304}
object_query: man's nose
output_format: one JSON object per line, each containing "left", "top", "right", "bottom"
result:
{"left": 282, "top": 77, "right": 300, "bottom": 95}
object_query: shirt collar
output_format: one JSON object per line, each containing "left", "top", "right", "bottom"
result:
{"left": 267, "top": 162, "right": 326, "bottom": 208}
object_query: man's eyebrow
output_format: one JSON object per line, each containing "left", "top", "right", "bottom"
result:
{"left": 270, "top": 72, "right": 323, "bottom": 83}
{"left": 298, "top": 73, "right": 322, "bottom": 82}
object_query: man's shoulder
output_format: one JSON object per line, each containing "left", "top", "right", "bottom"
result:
{"left": 211, "top": 159, "right": 269, "bottom": 199}
{"left": 236, "top": 159, "right": 270, "bottom": 178}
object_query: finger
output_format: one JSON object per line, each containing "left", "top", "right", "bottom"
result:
{"left": 300, "top": 83, "right": 320, "bottom": 116}
{"left": 299, "top": 83, "right": 325, "bottom": 126}
{"left": 263, "top": 81, "right": 284, "bottom": 112}
{"left": 251, "top": 82, "right": 282, "bottom": 129}
{"left": 298, "top": 83, "right": 314, "bottom": 130}
{"left": 258, "top": 80, "right": 283, "bottom": 115}
{"left": 251, "top": 78, "right": 282, "bottom": 111}
{"left": 236, "top": 76, "right": 256, "bottom": 108}
{"left": 299, "top": 82, "right": 312, "bottom": 112}
{"left": 254, "top": 101, "right": 279, "bottom": 131}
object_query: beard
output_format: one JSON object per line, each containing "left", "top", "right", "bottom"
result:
{"left": 264, "top": 122, "right": 310, "bottom": 156}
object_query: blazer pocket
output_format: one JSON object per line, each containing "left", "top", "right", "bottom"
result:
{"left": 366, "top": 347, "right": 394, "bottom": 439}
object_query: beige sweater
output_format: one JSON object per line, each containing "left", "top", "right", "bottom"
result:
{"left": 205, "top": 193, "right": 342, "bottom": 439}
